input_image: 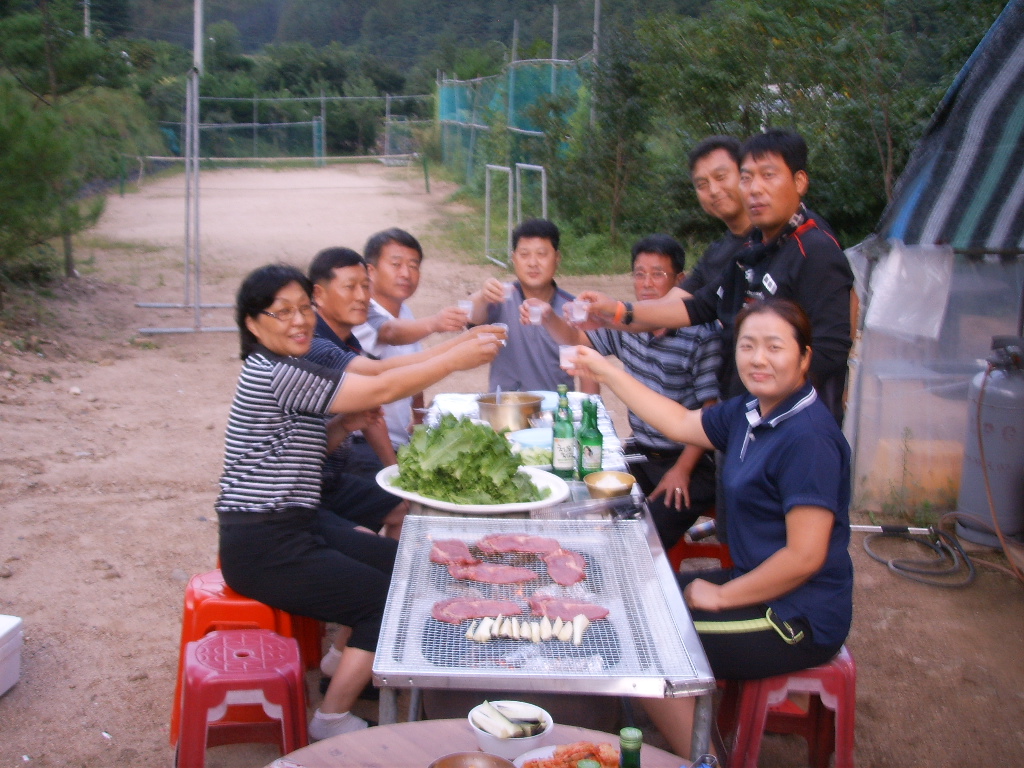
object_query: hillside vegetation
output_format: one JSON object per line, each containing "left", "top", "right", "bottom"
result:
{"left": 0, "top": 0, "right": 1009, "bottom": 291}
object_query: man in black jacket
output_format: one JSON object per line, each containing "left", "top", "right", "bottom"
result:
{"left": 580, "top": 130, "right": 853, "bottom": 425}
{"left": 681, "top": 135, "right": 753, "bottom": 294}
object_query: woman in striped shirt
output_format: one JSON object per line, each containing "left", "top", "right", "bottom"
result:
{"left": 217, "top": 264, "right": 502, "bottom": 740}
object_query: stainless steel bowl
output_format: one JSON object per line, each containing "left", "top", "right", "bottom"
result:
{"left": 427, "top": 752, "right": 517, "bottom": 768}
{"left": 476, "top": 393, "right": 543, "bottom": 432}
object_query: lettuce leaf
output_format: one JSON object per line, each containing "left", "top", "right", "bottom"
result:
{"left": 393, "top": 415, "right": 551, "bottom": 505}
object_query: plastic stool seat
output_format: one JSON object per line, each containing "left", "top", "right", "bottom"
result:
{"left": 667, "top": 538, "right": 733, "bottom": 570}
{"left": 170, "top": 569, "right": 324, "bottom": 746}
{"left": 725, "top": 645, "right": 856, "bottom": 768}
{"left": 177, "top": 629, "right": 307, "bottom": 768}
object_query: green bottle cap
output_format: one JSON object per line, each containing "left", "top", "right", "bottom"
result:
{"left": 619, "top": 726, "right": 643, "bottom": 748}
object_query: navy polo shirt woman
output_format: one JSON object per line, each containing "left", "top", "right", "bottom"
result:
{"left": 566, "top": 297, "right": 853, "bottom": 758}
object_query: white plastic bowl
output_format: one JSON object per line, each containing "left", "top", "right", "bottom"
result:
{"left": 468, "top": 700, "right": 554, "bottom": 760}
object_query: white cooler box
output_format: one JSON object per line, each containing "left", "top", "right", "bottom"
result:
{"left": 0, "top": 614, "right": 23, "bottom": 697}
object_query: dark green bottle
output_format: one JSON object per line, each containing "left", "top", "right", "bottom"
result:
{"left": 619, "top": 726, "right": 642, "bottom": 768}
{"left": 577, "top": 398, "right": 603, "bottom": 477}
{"left": 551, "top": 384, "right": 576, "bottom": 479}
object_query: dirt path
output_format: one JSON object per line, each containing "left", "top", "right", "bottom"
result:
{"left": 0, "top": 165, "right": 1022, "bottom": 768}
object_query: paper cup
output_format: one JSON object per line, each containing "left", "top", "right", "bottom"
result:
{"left": 558, "top": 345, "right": 577, "bottom": 368}
{"left": 569, "top": 300, "right": 590, "bottom": 323}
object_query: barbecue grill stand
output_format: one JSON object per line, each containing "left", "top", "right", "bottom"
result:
{"left": 374, "top": 509, "right": 715, "bottom": 760}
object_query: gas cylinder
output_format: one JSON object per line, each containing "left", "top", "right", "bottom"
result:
{"left": 955, "top": 336, "right": 1024, "bottom": 548}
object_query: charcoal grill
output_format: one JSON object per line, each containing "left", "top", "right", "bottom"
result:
{"left": 374, "top": 516, "right": 714, "bottom": 703}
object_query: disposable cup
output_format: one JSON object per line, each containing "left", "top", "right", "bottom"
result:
{"left": 491, "top": 323, "right": 508, "bottom": 345}
{"left": 559, "top": 345, "right": 577, "bottom": 368}
{"left": 528, "top": 304, "right": 545, "bottom": 325}
{"left": 569, "top": 300, "right": 590, "bottom": 323}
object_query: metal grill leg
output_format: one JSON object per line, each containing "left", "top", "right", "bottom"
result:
{"left": 379, "top": 687, "right": 398, "bottom": 725}
{"left": 407, "top": 688, "right": 423, "bottom": 722}
{"left": 691, "top": 692, "right": 713, "bottom": 760}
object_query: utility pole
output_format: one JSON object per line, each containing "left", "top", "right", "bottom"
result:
{"left": 194, "top": 0, "right": 204, "bottom": 75}
{"left": 509, "top": 20, "right": 519, "bottom": 126}
{"left": 551, "top": 4, "right": 559, "bottom": 93}
{"left": 83, "top": 0, "right": 91, "bottom": 38}
{"left": 591, "top": 0, "right": 600, "bottom": 126}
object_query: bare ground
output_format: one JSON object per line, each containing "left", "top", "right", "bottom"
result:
{"left": 0, "top": 165, "right": 1022, "bottom": 768}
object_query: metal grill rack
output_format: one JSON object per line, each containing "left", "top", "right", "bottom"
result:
{"left": 374, "top": 516, "right": 714, "bottom": 698}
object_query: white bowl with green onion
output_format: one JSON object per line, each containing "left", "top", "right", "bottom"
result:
{"left": 468, "top": 700, "right": 553, "bottom": 760}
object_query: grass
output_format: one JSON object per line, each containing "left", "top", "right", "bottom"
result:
{"left": 426, "top": 180, "right": 638, "bottom": 277}
{"left": 0, "top": 286, "right": 56, "bottom": 335}
{"left": 77, "top": 235, "right": 165, "bottom": 254}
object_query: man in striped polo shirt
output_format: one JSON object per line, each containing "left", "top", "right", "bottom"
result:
{"left": 538, "top": 234, "right": 722, "bottom": 549}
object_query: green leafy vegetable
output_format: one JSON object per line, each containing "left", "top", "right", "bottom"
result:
{"left": 394, "top": 415, "right": 551, "bottom": 505}
{"left": 515, "top": 446, "right": 553, "bottom": 466}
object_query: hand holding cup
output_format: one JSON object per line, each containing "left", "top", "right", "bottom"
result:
{"left": 521, "top": 298, "right": 548, "bottom": 326}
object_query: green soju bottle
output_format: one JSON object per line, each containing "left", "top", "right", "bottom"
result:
{"left": 619, "top": 726, "right": 643, "bottom": 768}
{"left": 551, "top": 384, "right": 576, "bottom": 480}
{"left": 577, "top": 398, "right": 603, "bottom": 477}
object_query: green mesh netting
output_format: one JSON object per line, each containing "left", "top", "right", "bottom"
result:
{"left": 439, "top": 58, "right": 587, "bottom": 182}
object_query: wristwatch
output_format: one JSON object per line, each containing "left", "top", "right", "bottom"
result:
{"left": 623, "top": 302, "right": 634, "bottom": 325}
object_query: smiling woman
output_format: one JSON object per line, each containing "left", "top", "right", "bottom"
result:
{"left": 218, "top": 263, "right": 503, "bottom": 741}
{"left": 565, "top": 297, "right": 852, "bottom": 757}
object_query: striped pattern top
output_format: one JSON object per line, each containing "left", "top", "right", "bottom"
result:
{"left": 586, "top": 324, "right": 722, "bottom": 451}
{"left": 878, "top": 0, "right": 1024, "bottom": 252}
{"left": 216, "top": 347, "right": 344, "bottom": 515}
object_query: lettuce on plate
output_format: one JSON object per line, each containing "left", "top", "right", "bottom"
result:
{"left": 394, "top": 415, "right": 551, "bottom": 505}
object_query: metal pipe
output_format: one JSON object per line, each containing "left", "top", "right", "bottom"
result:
{"left": 850, "top": 524, "right": 932, "bottom": 535}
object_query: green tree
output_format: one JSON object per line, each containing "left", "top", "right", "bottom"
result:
{"left": 553, "top": 28, "right": 656, "bottom": 242}
{"left": 342, "top": 73, "right": 382, "bottom": 153}
{"left": 0, "top": 0, "right": 162, "bottom": 281}
{"left": 207, "top": 20, "right": 250, "bottom": 73}
{"left": 0, "top": 76, "right": 82, "bottom": 299}
{"left": 634, "top": 0, "right": 1005, "bottom": 244}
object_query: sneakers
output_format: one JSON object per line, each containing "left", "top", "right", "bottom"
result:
{"left": 308, "top": 710, "right": 369, "bottom": 741}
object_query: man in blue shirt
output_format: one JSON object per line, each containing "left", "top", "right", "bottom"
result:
{"left": 466, "top": 218, "right": 598, "bottom": 394}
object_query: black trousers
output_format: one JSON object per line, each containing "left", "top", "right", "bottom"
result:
{"left": 677, "top": 569, "right": 843, "bottom": 680}
{"left": 631, "top": 449, "right": 716, "bottom": 550}
{"left": 219, "top": 507, "right": 397, "bottom": 652}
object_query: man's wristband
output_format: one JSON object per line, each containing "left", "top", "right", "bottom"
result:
{"left": 623, "top": 301, "right": 634, "bottom": 325}
{"left": 612, "top": 301, "right": 626, "bottom": 324}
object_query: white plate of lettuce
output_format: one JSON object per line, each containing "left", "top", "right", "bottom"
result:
{"left": 375, "top": 464, "right": 569, "bottom": 514}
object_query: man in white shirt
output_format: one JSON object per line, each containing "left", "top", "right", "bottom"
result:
{"left": 353, "top": 228, "right": 468, "bottom": 448}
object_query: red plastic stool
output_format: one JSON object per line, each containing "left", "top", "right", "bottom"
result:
{"left": 667, "top": 519, "right": 733, "bottom": 571}
{"left": 170, "top": 570, "right": 323, "bottom": 746}
{"left": 726, "top": 645, "right": 856, "bottom": 768}
{"left": 176, "top": 630, "right": 308, "bottom": 768}
{"left": 291, "top": 614, "right": 326, "bottom": 673}
{"left": 668, "top": 538, "right": 733, "bottom": 571}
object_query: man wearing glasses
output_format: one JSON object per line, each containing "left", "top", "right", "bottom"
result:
{"left": 538, "top": 235, "right": 722, "bottom": 550}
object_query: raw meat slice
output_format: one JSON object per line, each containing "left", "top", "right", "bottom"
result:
{"left": 529, "top": 593, "right": 609, "bottom": 621}
{"left": 430, "top": 539, "right": 480, "bottom": 565}
{"left": 542, "top": 548, "right": 587, "bottom": 586}
{"left": 476, "top": 533, "right": 561, "bottom": 555}
{"left": 431, "top": 597, "right": 523, "bottom": 624}
{"left": 448, "top": 562, "right": 539, "bottom": 584}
